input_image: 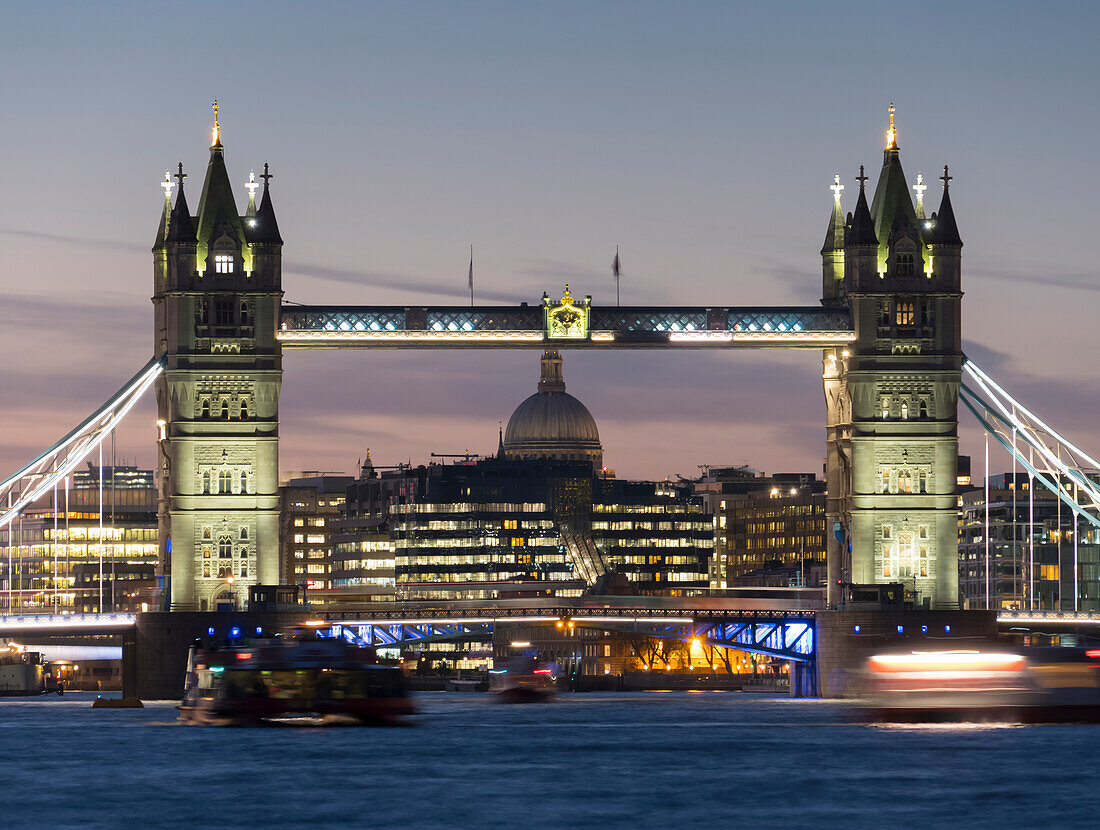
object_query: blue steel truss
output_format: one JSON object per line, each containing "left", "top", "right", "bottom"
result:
{"left": 278, "top": 304, "right": 853, "bottom": 348}
{"left": 692, "top": 620, "right": 814, "bottom": 662}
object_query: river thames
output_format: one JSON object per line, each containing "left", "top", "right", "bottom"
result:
{"left": 3, "top": 692, "right": 1098, "bottom": 829}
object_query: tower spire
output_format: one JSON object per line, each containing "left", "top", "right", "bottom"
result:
{"left": 886, "top": 102, "right": 897, "bottom": 151}
{"left": 211, "top": 99, "right": 221, "bottom": 148}
{"left": 245, "top": 170, "right": 258, "bottom": 217}
{"left": 847, "top": 165, "right": 878, "bottom": 247}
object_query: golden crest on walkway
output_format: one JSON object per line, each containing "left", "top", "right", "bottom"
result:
{"left": 544, "top": 285, "right": 590, "bottom": 340}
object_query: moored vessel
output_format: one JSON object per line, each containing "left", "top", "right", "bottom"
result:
{"left": 1, "top": 643, "right": 63, "bottom": 697}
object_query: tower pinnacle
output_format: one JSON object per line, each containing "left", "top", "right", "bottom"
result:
{"left": 245, "top": 170, "right": 258, "bottom": 216}
{"left": 161, "top": 171, "right": 174, "bottom": 203}
{"left": 830, "top": 173, "right": 844, "bottom": 202}
{"left": 913, "top": 172, "right": 927, "bottom": 220}
{"left": 211, "top": 99, "right": 221, "bottom": 147}
{"left": 886, "top": 103, "right": 897, "bottom": 150}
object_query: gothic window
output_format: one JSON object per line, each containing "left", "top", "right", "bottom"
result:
{"left": 201, "top": 470, "right": 211, "bottom": 494}
{"left": 202, "top": 564, "right": 211, "bottom": 579}
{"left": 240, "top": 562, "right": 248, "bottom": 579}
{"left": 881, "top": 400, "right": 890, "bottom": 420}
{"left": 215, "top": 254, "right": 234, "bottom": 274}
{"left": 214, "top": 299, "right": 234, "bottom": 325}
{"left": 240, "top": 302, "right": 250, "bottom": 326}
{"left": 239, "top": 526, "right": 249, "bottom": 541}
{"left": 896, "top": 253, "right": 915, "bottom": 276}
{"left": 202, "top": 527, "right": 212, "bottom": 541}
{"left": 919, "top": 399, "right": 929, "bottom": 418}
{"left": 218, "top": 565, "right": 230, "bottom": 578}
{"left": 239, "top": 470, "right": 248, "bottom": 494}
{"left": 883, "top": 525, "right": 892, "bottom": 540}
{"left": 200, "top": 398, "right": 211, "bottom": 419}
{"left": 901, "top": 401, "right": 908, "bottom": 420}
{"left": 218, "top": 534, "right": 232, "bottom": 558}
{"left": 239, "top": 399, "right": 249, "bottom": 420}
{"left": 881, "top": 470, "right": 890, "bottom": 494}
{"left": 218, "top": 469, "right": 232, "bottom": 494}
{"left": 918, "top": 471, "right": 927, "bottom": 493}
{"left": 202, "top": 546, "right": 211, "bottom": 559}
{"left": 919, "top": 547, "right": 929, "bottom": 578}
{"left": 919, "top": 526, "right": 928, "bottom": 539}
{"left": 200, "top": 599, "right": 208, "bottom": 611}
{"left": 895, "top": 300, "right": 915, "bottom": 325}
{"left": 220, "top": 399, "right": 230, "bottom": 420}
{"left": 897, "top": 471, "right": 912, "bottom": 494}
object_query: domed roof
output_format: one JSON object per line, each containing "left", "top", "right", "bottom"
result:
{"left": 503, "top": 351, "right": 602, "bottom": 466}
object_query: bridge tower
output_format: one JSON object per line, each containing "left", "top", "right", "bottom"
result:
{"left": 822, "top": 108, "right": 963, "bottom": 609}
{"left": 152, "top": 109, "right": 283, "bottom": 611}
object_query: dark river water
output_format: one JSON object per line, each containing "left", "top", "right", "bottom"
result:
{"left": 3, "top": 692, "right": 1099, "bottom": 829}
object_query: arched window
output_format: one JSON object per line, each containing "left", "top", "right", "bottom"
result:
{"left": 218, "top": 469, "right": 232, "bottom": 494}
{"left": 201, "top": 470, "right": 210, "bottom": 494}
{"left": 881, "top": 470, "right": 890, "bottom": 494}
{"left": 919, "top": 399, "right": 929, "bottom": 418}
{"left": 200, "top": 399, "right": 210, "bottom": 419}
{"left": 240, "top": 302, "right": 250, "bottom": 326}
{"left": 901, "top": 401, "right": 908, "bottom": 420}
{"left": 239, "top": 470, "right": 248, "bottom": 494}
{"left": 895, "top": 300, "right": 915, "bottom": 325}
{"left": 882, "top": 400, "right": 890, "bottom": 420}
{"left": 919, "top": 547, "right": 928, "bottom": 578}
{"left": 215, "top": 254, "right": 234, "bottom": 274}
{"left": 239, "top": 399, "right": 249, "bottom": 420}
{"left": 896, "top": 253, "right": 915, "bottom": 276}
{"left": 220, "top": 399, "right": 230, "bottom": 420}
{"left": 240, "top": 562, "right": 248, "bottom": 579}
{"left": 202, "top": 564, "right": 210, "bottom": 579}
{"left": 897, "top": 471, "right": 912, "bottom": 494}
{"left": 200, "top": 598, "right": 208, "bottom": 611}
{"left": 218, "top": 534, "right": 232, "bottom": 558}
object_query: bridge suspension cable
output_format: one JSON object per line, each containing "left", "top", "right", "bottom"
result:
{"left": 960, "top": 358, "right": 1100, "bottom": 530}
{"left": 0, "top": 357, "right": 163, "bottom": 530}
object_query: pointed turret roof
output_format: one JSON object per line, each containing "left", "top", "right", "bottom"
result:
{"left": 248, "top": 163, "right": 283, "bottom": 245}
{"left": 847, "top": 166, "right": 878, "bottom": 247}
{"left": 196, "top": 141, "right": 245, "bottom": 247}
{"left": 931, "top": 165, "right": 962, "bottom": 246}
{"left": 165, "top": 168, "right": 196, "bottom": 244}
{"left": 821, "top": 175, "right": 846, "bottom": 254}
{"left": 154, "top": 190, "right": 171, "bottom": 249}
{"left": 870, "top": 145, "right": 921, "bottom": 250}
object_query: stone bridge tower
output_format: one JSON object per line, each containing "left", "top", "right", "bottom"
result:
{"left": 822, "top": 108, "right": 963, "bottom": 609}
{"left": 152, "top": 108, "right": 283, "bottom": 610}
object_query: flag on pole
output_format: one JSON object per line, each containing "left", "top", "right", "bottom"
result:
{"left": 468, "top": 244, "right": 474, "bottom": 305}
{"left": 612, "top": 245, "right": 621, "bottom": 306}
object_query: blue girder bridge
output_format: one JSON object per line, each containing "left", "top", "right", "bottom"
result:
{"left": 318, "top": 601, "right": 818, "bottom": 663}
{"left": 277, "top": 304, "right": 854, "bottom": 350}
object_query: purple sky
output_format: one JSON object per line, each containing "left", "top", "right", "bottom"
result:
{"left": 2, "top": 2, "right": 1099, "bottom": 482}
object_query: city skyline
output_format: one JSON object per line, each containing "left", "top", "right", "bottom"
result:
{"left": 2, "top": 2, "right": 1099, "bottom": 482}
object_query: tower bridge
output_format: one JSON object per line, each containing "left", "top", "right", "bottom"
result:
{"left": 4, "top": 105, "right": 1100, "bottom": 649}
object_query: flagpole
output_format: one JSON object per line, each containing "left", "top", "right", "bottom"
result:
{"left": 613, "top": 245, "right": 621, "bottom": 307}
{"left": 469, "top": 244, "right": 474, "bottom": 307}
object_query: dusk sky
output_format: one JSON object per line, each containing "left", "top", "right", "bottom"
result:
{"left": 2, "top": 2, "right": 1098, "bottom": 482}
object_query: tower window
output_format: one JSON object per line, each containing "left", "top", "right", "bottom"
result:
{"left": 214, "top": 299, "right": 234, "bottom": 325}
{"left": 218, "top": 469, "right": 232, "bottom": 494}
{"left": 895, "top": 301, "right": 915, "bottom": 326}
{"left": 218, "top": 534, "right": 232, "bottom": 558}
{"left": 898, "top": 471, "right": 912, "bottom": 494}
{"left": 239, "top": 399, "right": 249, "bottom": 420}
{"left": 896, "top": 253, "right": 915, "bottom": 276}
{"left": 901, "top": 401, "right": 908, "bottom": 420}
{"left": 215, "top": 254, "right": 234, "bottom": 274}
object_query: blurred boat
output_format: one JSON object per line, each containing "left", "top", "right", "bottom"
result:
{"left": 862, "top": 647, "right": 1100, "bottom": 723}
{"left": 489, "top": 656, "right": 557, "bottom": 704}
{"left": 179, "top": 626, "right": 414, "bottom": 726}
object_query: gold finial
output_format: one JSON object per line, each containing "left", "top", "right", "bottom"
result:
{"left": 211, "top": 99, "right": 220, "bottom": 146}
{"left": 161, "top": 171, "right": 174, "bottom": 202}
{"left": 886, "top": 102, "right": 897, "bottom": 149}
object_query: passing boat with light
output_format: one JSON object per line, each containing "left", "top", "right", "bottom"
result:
{"left": 179, "top": 627, "right": 413, "bottom": 726}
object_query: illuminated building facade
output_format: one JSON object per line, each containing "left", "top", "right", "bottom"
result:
{"left": 1, "top": 465, "right": 158, "bottom": 614}
{"left": 278, "top": 474, "right": 353, "bottom": 593}
{"left": 958, "top": 473, "right": 1100, "bottom": 611}
{"left": 698, "top": 469, "right": 827, "bottom": 588}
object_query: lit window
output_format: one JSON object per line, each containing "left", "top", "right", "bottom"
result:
{"left": 895, "top": 300, "right": 915, "bottom": 325}
{"left": 901, "top": 402, "right": 908, "bottom": 420}
{"left": 898, "top": 471, "right": 912, "bottom": 494}
{"left": 215, "top": 254, "right": 234, "bottom": 274}
{"left": 218, "top": 534, "right": 232, "bottom": 558}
